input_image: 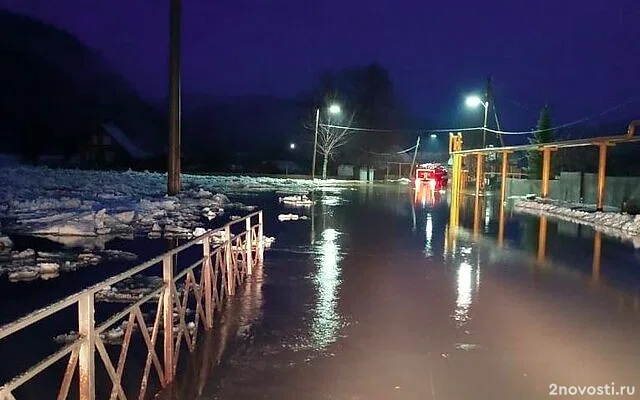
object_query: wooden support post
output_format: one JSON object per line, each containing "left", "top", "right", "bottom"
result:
{"left": 257, "top": 211, "right": 264, "bottom": 263}
{"left": 500, "top": 152, "right": 509, "bottom": 204}
{"left": 245, "top": 217, "right": 253, "bottom": 276}
{"left": 78, "top": 294, "right": 96, "bottom": 400}
{"left": 224, "top": 225, "right": 233, "bottom": 295}
{"left": 475, "top": 153, "right": 484, "bottom": 198}
{"left": 592, "top": 231, "right": 602, "bottom": 283}
{"left": 202, "top": 238, "right": 213, "bottom": 329}
{"left": 162, "top": 255, "right": 175, "bottom": 383}
{"left": 596, "top": 143, "right": 608, "bottom": 211}
{"left": 541, "top": 148, "right": 552, "bottom": 198}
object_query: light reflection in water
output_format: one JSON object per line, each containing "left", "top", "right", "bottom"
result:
{"left": 425, "top": 213, "right": 433, "bottom": 257}
{"left": 454, "top": 261, "right": 474, "bottom": 325}
{"left": 311, "top": 228, "right": 343, "bottom": 349}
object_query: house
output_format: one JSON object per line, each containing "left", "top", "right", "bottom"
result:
{"left": 80, "top": 123, "right": 155, "bottom": 169}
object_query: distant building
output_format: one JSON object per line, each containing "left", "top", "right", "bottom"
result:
{"left": 80, "top": 123, "right": 155, "bottom": 169}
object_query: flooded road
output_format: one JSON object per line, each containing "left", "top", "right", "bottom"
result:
{"left": 162, "top": 185, "right": 640, "bottom": 399}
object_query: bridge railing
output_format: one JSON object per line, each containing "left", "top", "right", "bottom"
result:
{"left": 0, "top": 210, "right": 265, "bottom": 400}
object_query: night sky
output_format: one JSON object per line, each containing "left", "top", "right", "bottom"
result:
{"left": 1, "top": 0, "right": 639, "bottom": 130}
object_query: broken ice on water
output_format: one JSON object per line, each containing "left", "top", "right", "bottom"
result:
{"left": 0, "top": 166, "right": 303, "bottom": 241}
{"left": 0, "top": 248, "right": 137, "bottom": 282}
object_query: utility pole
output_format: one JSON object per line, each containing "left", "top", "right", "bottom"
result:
{"left": 167, "top": 0, "right": 182, "bottom": 195}
{"left": 486, "top": 76, "right": 503, "bottom": 146}
{"left": 409, "top": 136, "right": 421, "bottom": 178}
{"left": 311, "top": 108, "right": 319, "bottom": 180}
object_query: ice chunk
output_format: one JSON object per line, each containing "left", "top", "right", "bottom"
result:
{"left": 8, "top": 269, "right": 39, "bottom": 282}
{"left": 0, "top": 235, "right": 13, "bottom": 249}
{"left": 263, "top": 236, "right": 276, "bottom": 248}
{"left": 12, "top": 249, "right": 35, "bottom": 259}
{"left": 38, "top": 262, "right": 60, "bottom": 274}
{"left": 278, "top": 213, "right": 301, "bottom": 221}
{"left": 113, "top": 211, "right": 135, "bottom": 224}
{"left": 193, "top": 227, "right": 208, "bottom": 237}
{"left": 279, "top": 195, "right": 313, "bottom": 206}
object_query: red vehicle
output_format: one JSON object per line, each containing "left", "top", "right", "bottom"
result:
{"left": 414, "top": 163, "right": 448, "bottom": 191}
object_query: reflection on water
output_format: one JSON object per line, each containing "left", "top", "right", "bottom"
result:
{"left": 424, "top": 213, "right": 433, "bottom": 257}
{"left": 158, "top": 263, "right": 264, "bottom": 400}
{"left": 453, "top": 261, "right": 473, "bottom": 326}
{"left": 449, "top": 190, "right": 640, "bottom": 314}
{"left": 310, "top": 227, "right": 343, "bottom": 349}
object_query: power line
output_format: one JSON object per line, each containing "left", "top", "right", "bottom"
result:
{"left": 360, "top": 144, "right": 417, "bottom": 156}
{"left": 485, "top": 97, "right": 640, "bottom": 135}
{"left": 321, "top": 97, "right": 640, "bottom": 137}
{"left": 320, "top": 124, "right": 481, "bottom": 134}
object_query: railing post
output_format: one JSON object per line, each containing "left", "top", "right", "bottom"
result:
{"left": 224, "top": 225, "right": 234, "bottom": 295}
{"left": 245, "top": 217, "right": 253, "bottom": 276}
{"left": 162, "top": 255, "right": 174, "bottom": 384}
{"left": 202, "top": 237, "right": 213, "bottom": 329}
{"left": 257, "top": 211, "right": 264, "bottom": 263}
{"left": 78, "top": 293, "right": 95, "bottom": 400}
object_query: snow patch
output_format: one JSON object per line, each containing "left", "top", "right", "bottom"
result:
{"left": 515, "top": 199, "right": 640, "bottom": 243}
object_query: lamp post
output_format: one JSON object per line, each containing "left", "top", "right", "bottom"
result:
{"left": 311, "top": 104, "right": 341, "bottom": 180}
{"left": 465, "top": 95, "right": 489, "bottom": 149}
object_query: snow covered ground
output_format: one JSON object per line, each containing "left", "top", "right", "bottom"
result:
{"left": 514, "top": 197, "right": 640, "bottom": 247}
{"left": 0, "top": 166, "right": 341, "bottom": 280}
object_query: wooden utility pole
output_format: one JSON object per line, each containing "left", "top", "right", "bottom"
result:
{"left": 167, "top": 0, "right": 182, "bottom": 195}
{"left": 487, "top": 75, "right": 504, "bottom": 146}
{"left": 409, "top": 136, "right": 420, "bottom": 178}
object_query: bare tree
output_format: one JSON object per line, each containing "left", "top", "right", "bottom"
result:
{"left": 310, "top": 113, "right": 356, "bottom": 179}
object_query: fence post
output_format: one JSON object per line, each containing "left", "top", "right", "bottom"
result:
{"left": 224, "top": 225, "right": 234, "bottom": 295}
{"left": 202, "top": 237, "right": 213, "bottom": 329}
{"left": 257, "top": 211, "right": 264, "bottom": 263}
{"left": 162, "top": 255, "right": 175, "bottom": 384}
{"left": 245, "top": 217, "right": 253, "bottom": 276}
{"left": 78, "top": 293, "right": 96, "bottom": 400}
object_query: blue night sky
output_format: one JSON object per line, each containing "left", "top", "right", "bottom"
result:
{"left": 1, "top": 0, "right": 639, "bottom": 130}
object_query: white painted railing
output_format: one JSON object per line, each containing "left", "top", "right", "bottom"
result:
{"left": 0, "top": 210, "right": 265, "bottom": 400}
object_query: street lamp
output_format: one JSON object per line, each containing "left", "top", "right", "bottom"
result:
{"left": 465, "top": 95, "right": 489, "bottom": 148}
{"left": 328, "top": 104, "right": 341, "bottom": 114}
{"left": 290, "top": 143, "right": 296, "bottom": 150}
{"left": 312, "top": 103, "right": 341, "bottom": 180}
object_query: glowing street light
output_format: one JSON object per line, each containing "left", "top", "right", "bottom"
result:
{"left": 430, "top": 133, "right": 437, "bottom": 139}
{"left": 290, "top": 142, "right": 296, "bottom": 150}
{"left": 465, "top": 94, "right": 489, "bottom": 148}
{"left": 312, "top": 104, "right": 342, "bottom": 180}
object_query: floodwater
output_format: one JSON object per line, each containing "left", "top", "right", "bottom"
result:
{"left": 158, "top": 185, "right": 640, "bottom": 400}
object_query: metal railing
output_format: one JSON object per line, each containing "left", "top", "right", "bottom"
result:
{"left": 0, "top": 210, "right": 265, "bottom": 400}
